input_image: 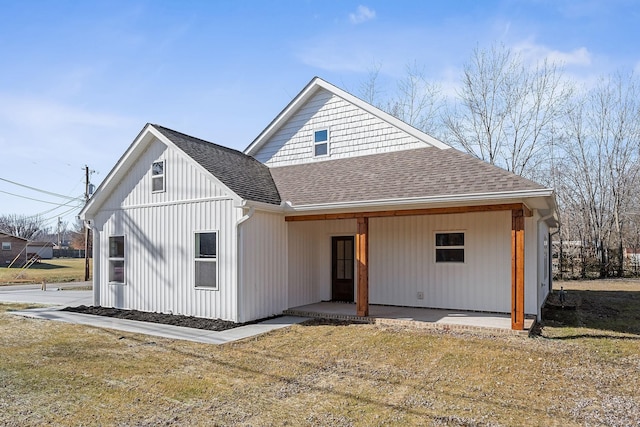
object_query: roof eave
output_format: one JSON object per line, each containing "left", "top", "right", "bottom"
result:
{"left": 283, "top": 188, "right": 556, "bottom": 215}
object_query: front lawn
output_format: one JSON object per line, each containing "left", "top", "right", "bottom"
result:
{"left": 0, "top": 258, "right": 90, "bottom": 285}
{"left": 0, "top": 280, "right": 638, "bottom": 426}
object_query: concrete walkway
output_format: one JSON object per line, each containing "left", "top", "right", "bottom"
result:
{"left": 1, "top": 282, "right": 308, "bottom": 344}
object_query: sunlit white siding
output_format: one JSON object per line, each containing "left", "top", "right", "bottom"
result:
{"left": 254, "top": 89, "right": 430, "bottom": 166}
{"left": 92, "top": 138, "right": 244, "bottom": 321}
{"left": 238, "top": 210, "right": 288, "bottom": 322}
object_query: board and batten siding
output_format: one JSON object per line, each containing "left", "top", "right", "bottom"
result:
{"left": 92, "top": 137, "right": 244, "bottom": 321}
{"left": 369, "top": 212, "right": 515, "bottom": 314}
{"left": 287, "top": 219, "right": 357, "bottom": 307}
{"left": 102, "top": 139, "right": 231, "bottom": 211}
{"left": 254, "top": 89, "right": 430, "bottom": 167}
{"left": 238, "top": 210, "right": 288, "bottom": 322}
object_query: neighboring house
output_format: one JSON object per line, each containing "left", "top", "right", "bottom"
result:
{"left": 80, "top": 77, "right": 558, "bottom": 330}
{"left": 0, "top": 232, "right": 29, "bottom": 266}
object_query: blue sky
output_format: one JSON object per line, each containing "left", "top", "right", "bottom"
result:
{"left": 1, "top": 0, "right": 639, "bottom": 232}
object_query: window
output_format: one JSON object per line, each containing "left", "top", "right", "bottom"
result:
{"left": 109, "top": 236, "right": 125, "bottom": 284}
{"left": 2, "top": 242, "right": 10, "bottom": 251}
{"left": 435, "top": 232, "right": 465, "bottom": 263}
{"left": 195, "top": 232, "right": 218, "bottom": 289}
{"left": 314, "top": 129, "right": 329, "bottom": 157}
{"left": 152, "top": 160, "right": 165, "bottom": 192}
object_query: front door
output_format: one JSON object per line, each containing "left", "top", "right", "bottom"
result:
{"left": 332, "top": 236, "right": 355, "bottom": 302}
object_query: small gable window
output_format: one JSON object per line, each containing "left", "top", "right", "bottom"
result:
{"left": 314, "top": 129, "right": 329, "bottom": 157}
{"left": 152, "top": 161, "right": 165, "bottom": 193}
{"left": 435, "top": 232, "right": 465, "bottom": 263}
{"left": 2, "top": 242, "right": 11, "bottom": 251}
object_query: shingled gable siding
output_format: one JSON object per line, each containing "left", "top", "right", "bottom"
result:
{"left": 94, "top": 138, "right": 243, "bottom": 321}
{"left": 253, "top": 89, "right": 429, "bottom": 166}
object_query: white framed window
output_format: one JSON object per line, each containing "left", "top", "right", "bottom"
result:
{"left": 195, "top": 231, "right": 218, "bottom": 289}
{"left": 435, "top": 232, "right": 465, "bottom": 263}
{"left": 313, "top": 129, "right": 329, "bottom": 157}
{"left": 2, "top": 242, "right": 10, "bottom": 251}
{"left": 109, "top": 236, "right": 125, "bottom": 284}
{"left": 152, "top": 160, "right": 165, "bottom": 193}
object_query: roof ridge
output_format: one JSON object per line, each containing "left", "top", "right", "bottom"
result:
{"left": 152, "top": 124, "right": 251, "bottom": 158}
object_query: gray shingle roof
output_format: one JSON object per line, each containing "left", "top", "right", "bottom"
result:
{"left": 269, "top": 147, "right": 547, "bottom": 206}
{"left": 154, "top": 125, "right": 281, "bottom": 205}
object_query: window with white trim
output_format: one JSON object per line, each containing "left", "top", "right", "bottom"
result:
{"left": 2, "top": 242, "right": 11, "bottom": 251}
{"left": 314, "top": 129, "right": 329, "bottom": 157}
{"left": 109, "top": 236, "right": 125, "bottom": 283}
{"left": 435, "top": 232, "right": 465, "bottom": 263}
{"left": 195, "top": 232, "right": 218, "bottom": 289}
{"left": 151, "top": 160, "right": 165, "bottom": 192}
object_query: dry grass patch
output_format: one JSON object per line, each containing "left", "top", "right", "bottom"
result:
{"left": 1, "top": 280, "right": 640, "bottom": 426}
{"left": 0, "top": 259, "right": 90, "bottom": 285}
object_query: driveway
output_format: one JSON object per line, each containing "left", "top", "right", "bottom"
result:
{"left": 0, "top": 281, "right": 93, "bottom": 306}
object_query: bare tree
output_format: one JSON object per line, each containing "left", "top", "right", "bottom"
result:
{"left": 443, "top": 44, "right": 572, "bottom": 178}
{"left": 559, "top": 72, "right": 640, "bottom": 277}
{"left": 0, "top": 214, "right": 46, "bottom": 240}
{"left": 358, "top": 62, "right": 443, "bottom": 136}
{"left": 386, "top": 62, "right": 443, "bottom": 135}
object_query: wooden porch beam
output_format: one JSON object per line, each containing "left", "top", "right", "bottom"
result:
{"left": 511, "top": 209, "right": 525, "bottom": 330}
{"left": 356, "top": 216, "right": 369, "bottom": 317}
{"left": 285, "top": 203, "right": 532, "bottom": 222}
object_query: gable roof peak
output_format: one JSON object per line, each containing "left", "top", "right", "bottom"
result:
{"left": 243, "top": 76, "right": 450, "bottom": 156}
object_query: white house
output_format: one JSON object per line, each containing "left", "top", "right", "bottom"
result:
{"left": 80, "top": 77, "right": 558, "bottom": 330}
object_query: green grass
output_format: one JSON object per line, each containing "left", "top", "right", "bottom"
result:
{"left": 0, "top": 280, "right": 639, "bottom": 426}
{"left": 0, "top": 258, "right": 90, "bottom": 284}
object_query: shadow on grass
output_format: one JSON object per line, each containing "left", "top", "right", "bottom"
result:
{"left": 4, "top": 262, "right": 69, "bottom": 271}
{"left": 542, "top": 289, "right": 640, "bottom": 337}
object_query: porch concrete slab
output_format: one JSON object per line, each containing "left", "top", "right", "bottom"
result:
{"left": 9, "top": 307, "right": 309, "bottom": 344}
{"left": 285, "top": 302, "right": 534, "bottom": 335}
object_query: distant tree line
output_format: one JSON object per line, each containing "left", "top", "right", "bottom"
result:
{"left": 359, "top": 44, "right": 640, "bottom": 279}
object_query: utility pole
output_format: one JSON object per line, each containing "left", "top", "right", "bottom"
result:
{"left": 84, "top": 165, "right": 93, "bottom": 281}
{"left": 57, "top": 217, "right": 62, "bottom": 248}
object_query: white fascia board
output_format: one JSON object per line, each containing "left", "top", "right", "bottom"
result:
{"left": 312, "top": 79, "right": 451, "bottom": 150}
{"left": 244, "top": 77, "right": 321, "bottom": 155}
{"left": 284, "top": 188, "right": 555, "bottom": 214}
{"left": 244, "top": 77, "right": 450, "bottom": 156}
{"left": 238, "top": 199, "right": 286, "bottom": 213}
{"left": 81, "top": 124, "right": 246, "bottom": 220}
{"left": 80, "top": 123, "right": 155, "bottom": 219}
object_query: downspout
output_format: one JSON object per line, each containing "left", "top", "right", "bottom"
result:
{"left": 235, "top": 205, "right": 255, "bottom": 323}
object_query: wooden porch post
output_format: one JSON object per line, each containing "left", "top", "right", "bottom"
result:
{"left": 356, "top": 216, "right": 369, "bottom": 317}
{"left": 511, "top": 209, "right": 525, "bottom": 330}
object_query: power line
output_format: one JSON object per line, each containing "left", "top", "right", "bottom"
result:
{"left": 0, "top": 177, "right": 79, "bottom": 200}
{"left": 0, "top": 188, "right": 82, "bottom": 205}
{"left": 26, "top": 195, "right": 84, "bottom": 219}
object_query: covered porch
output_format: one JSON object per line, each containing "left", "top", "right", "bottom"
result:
{"left": 286, "top": 203, "right": 532, "bottom": 330}
{"left": 284, "top": 302, "right": 536, "bottom": 336}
